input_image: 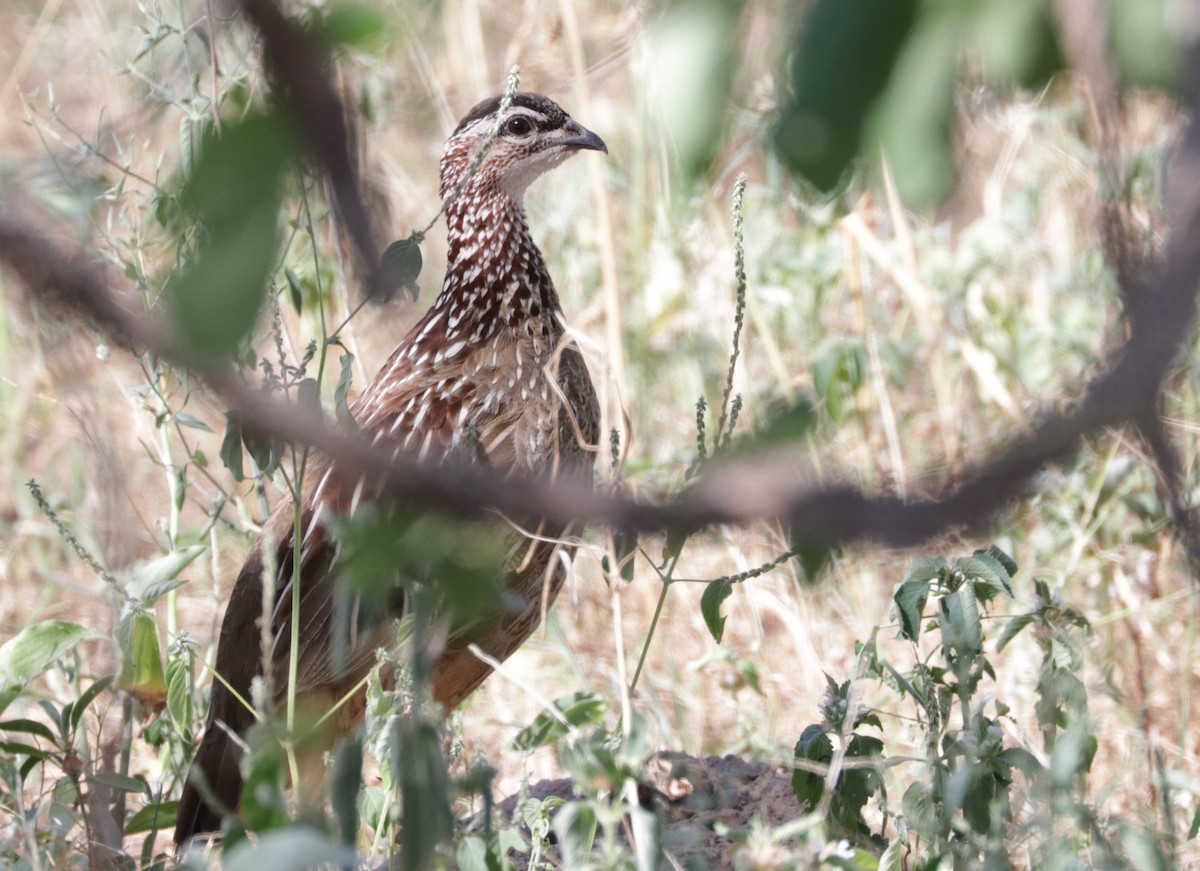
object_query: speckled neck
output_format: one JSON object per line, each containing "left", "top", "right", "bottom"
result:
{"left": 427, "top": 173, "right": 563, "bottom": 354}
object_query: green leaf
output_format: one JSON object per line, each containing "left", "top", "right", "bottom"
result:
{"left": 333, "top": 352, "right": 357, "bottom": 431}
{"left": 0, "top": 621, "right": 97, "bottom": 716}
{"left": 979, "top": 544, "right": 1017, "bottom": 579}
{"left": 168, "top": 111, "right": 298, "bottom": 356}
{"left": 0, "top": 741, "right": 50, "bottom": 759}
{"left": 114, "top": 612, "right": 167, "bottom": 707}
{"left": 663, "top": 520, "right": 698, "bottom": 563}
{"left": 882, "top": 661, "right": 923, "bottom": 707}
{"left": 18, "top": 756, "right": 43, "bottom": 782}
{"left": 903, "top": 555, "right": 944, "bottom": 587}
{"left": 380, "top": 236, "right": 423, "bottom": 302}
{"left": 511, "top": 691, "right": 608, "bottom": 752}
{"left": 125, "top": 799, "right": 178, "bottom": 835}
{"left": 165, "top": 651, "right": 193, "bottom": 734}
{"left": 735, "top": 657, "right": 763, "bottom": 695}
{"left": 871, "top": 7, "right": 960, "bottom": 205}
{"left": 329, "top": 735, "right": 362, "bottom": 846}
{"left": 553, "top": 801, "right": 598, "bottom": 870}
{"left": 901, "top": 780, "right": 941, "bottom": 839}
{"left": 359, "top": 786, "right": 389, "bottom": 836}
{"left": 891, "top": 578, "right": 931, "bottom": 642}
{"left": 243, "top": 421, "right": 281, "bottom": 476}
{"left": 222, "top": 826, "right": 357, "bottom": 871}
{"left": 1121, "top": 825, "right": 1169, "bottom": 871}
{"left": 939, "top": 585, "right": 982, "bottom": 658}
{"left": 90, "top": 770, "right": 148, "bottom": 794}
{"left": 37, "top": 699, "right": 65, "bottom": 741}
{"left": 220, "top": 412, "right": 246, "bottom": 481}
{"left": 810, "top": 339, "right": 867, "bottom": 423}
{"left": 455, "top": 836, "right": 497, "bottom": 871}
{"left": 996, "top": 613, "right": 1035, "bottom": 652}
{"left": 974, "top": 0, "right": 1064, "bottom": 88}
{"left": 996, "top": 747, "right": 1041, "bottom": 777}
{"left": 173, "top": 411, "right": 213, "bottom": 432}
{"left": 1110, "top": 0, "right": 1182, "bottom": 93}
{"left": 0, "top": 718, "right": 56, "bottom": 743}
{"left": 749, "top": 399, "right": 818, "bottom": 447}
{"left": 70, "top": 676, "right": 114, "bottom": 731}
{"left": 790, "top": 529, "right": 830, "bottom": 585}
{"left": 328, "top": 508, "right": 506, "bottom": 640}
{"left": 855, "top": 711, "right": 883, "bottom": 731}
{"left": 167, "top": 199, "right": 279, "bottom": 355}
{"left": 180, "top": 112, "right": 294, "bottom": 229}
{"left": 609, "top": 527, "right": 638, "bottom": 582}
{"left": 951, "top": 759, "right": 1007, "bottom": 836}
{"left": 1036, "top": 662, "right": 1089, "bottom": 752}
{"left": 651, "top": 0, "right": 740, "bottom": 183}
{"left": 775, "top": 0, "right": 919, "bottom": 190}
{"left": 852, "top": 629, "right": 881, "bottom": 681}
{"left": 557, "top": 731, "right": 628, "bottom": 795}
{"left": 878, "top": 838, "right": 904, "bottom": 871}
{"left": 700, "top": 578, "right": 733, "bottom": 643}
{"left": 396, "top": 721, "right": 453, "bottom": 871}
{"left": 791, "top": 723, "right": 833, "bottom": 808}
{"left": 830, "top": 733, "right": 884, "bottom": 837}
{"left": 1048, "top": 727, "right": 1095, "bottom": 788}
{"left": 317, "top": 2, "right": 390, "bottom": 49}
{"left": 123, "top": 544, "right": 206, "bottom": 603}
{"left": 238, "top": 726, "right": 290, "bottom": 833}
{"left": 957, "top": 551, "right": 1014, "bottom": 599}
{"left": 285, "top": 268, "right": 304, "bottom": 314}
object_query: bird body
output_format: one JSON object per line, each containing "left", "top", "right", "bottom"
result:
{"left": 174, "top": 93, "right": 604, "bottom": 844}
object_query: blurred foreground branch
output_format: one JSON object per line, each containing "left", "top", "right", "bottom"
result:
{"left": 1, "top": 146, "right": 1197, "bottom": 551}
{"left": 1, "top": 9, "right": 1198, "bottom": 558}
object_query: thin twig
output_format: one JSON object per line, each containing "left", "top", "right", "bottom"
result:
{"left": 418, "top": 66, "right": 522, "bottom": 239}
{"left": 715, "top": 175, "right": 749, "bottom": 451}
{"left": 26, "top": 478, "right": 129, "bottom": 604}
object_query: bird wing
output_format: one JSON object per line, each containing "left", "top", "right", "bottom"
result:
{"left": 263, "top": 330, "right": 533, "bottom": 701}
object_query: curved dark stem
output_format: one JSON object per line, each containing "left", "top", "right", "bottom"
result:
{"left": 239, "top": 0, "right": 383, "bottom": 297}
{"left": 2, "top": 37, "right": 1200, "bottom": 561}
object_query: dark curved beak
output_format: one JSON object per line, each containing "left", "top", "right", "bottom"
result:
{"left": 558, "top": 119, "right": 608, "bottom": 154}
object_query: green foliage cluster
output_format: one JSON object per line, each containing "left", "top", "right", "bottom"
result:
{"left": 774, "top": 0, "right": 1180, "bottom": 204}
{"left": 788, "top": 546, "right": 1113, "bottom": 868}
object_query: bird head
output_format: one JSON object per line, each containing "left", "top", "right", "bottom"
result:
{"left": 440, "top": 92, "right": 607, "bottom": 203}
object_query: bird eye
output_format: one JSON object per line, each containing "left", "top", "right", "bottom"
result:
{"left": 502, "top": 116, "right": 534, "bottom": 136}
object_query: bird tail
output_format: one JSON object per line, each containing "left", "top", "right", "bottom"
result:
{"left": 174, "top": 538, "right": 273, "bottom": 847}
{"left": 173, "top": 717, "right": 244, "bottom": 846}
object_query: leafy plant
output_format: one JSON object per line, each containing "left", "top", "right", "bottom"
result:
{"left": 782, "top": 544, "right": 1175, "bottom": 868}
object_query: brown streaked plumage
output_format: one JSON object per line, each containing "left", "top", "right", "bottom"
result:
{"left": 174, "top": 92, "right": 604, "bottom": 844}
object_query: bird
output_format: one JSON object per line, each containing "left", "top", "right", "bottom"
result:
{"left": 174, "top": 92, "right": 605, "bottom": 844}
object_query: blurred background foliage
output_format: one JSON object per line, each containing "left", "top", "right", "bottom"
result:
{"left": 0, "top": 0, "right": 1197, "bottom": 867}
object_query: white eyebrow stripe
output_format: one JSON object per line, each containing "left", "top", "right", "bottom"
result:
{"left": 505, "top": 107, "right": 546, "bottom": 121}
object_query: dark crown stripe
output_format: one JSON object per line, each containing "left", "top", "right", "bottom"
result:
{"left": 453, "top": 92, "right": 568, "bottom": 136}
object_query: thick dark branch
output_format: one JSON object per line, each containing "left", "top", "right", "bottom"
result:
{"left": 1054, "top": 0, "right": 1200, "bottom": 574}
{"left": 2, "top": 31, "right": 1199, "bottom": 556}
{"left": 1, "top": 129, "right": 1198, "bottom": 547}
